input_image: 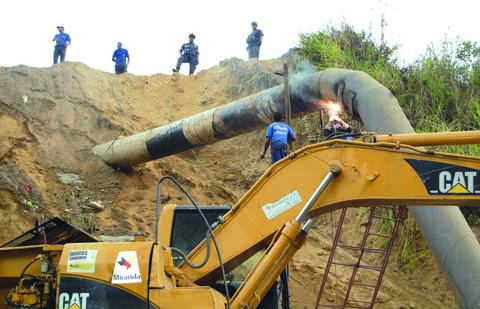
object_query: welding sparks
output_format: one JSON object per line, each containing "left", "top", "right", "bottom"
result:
{"left": 318, "top": 101, "right": 343, "bottom": 121}
{"left": 320, "top": 101, "right": 353, "bottom": 139}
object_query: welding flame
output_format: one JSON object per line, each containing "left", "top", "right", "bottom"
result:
{"left": 318, "top": 101, "right": 343, "bottom": 122}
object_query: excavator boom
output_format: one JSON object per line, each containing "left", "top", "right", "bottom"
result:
{"left": 182, "top": 135, "right": 480, "bottom": 287}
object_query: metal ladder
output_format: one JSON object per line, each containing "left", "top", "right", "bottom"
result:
{"left": 315, "top": 206, "right": 406, "bottom": 309}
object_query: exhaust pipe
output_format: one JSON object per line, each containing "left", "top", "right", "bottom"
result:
{"left": 93, "top": 68, "right": 480, "bottom": 307}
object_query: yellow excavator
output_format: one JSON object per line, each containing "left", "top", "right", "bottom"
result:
{"left": 2, "top": 130, "right": 480, "bottom": 308}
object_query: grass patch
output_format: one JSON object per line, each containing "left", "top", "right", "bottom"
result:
{"left": 297, "top": 23, "right": 480, "bottom": 274}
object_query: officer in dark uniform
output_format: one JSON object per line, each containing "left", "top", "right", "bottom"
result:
{"left": 246, "top": 21, "right": 264, "bottom": 59}
{"left": 172, "top": 33, "right": 199, "bottom": 75}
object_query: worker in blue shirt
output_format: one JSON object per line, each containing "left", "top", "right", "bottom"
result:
{"left": 172, "top": 33, "right": 199, "bottom": 75}
{"left": 112, "top": 42, "right": 130, "bottom": 74}
{"left": 260, "top": 112, "right": 297, "bottom": 164}
{"left": 52, "top": 26, "right": 71, "bottom": 64}
{"left": 246, "top": 21, "right": 264, "bottom": 59}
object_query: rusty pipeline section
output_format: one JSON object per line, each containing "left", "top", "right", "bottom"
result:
{"left": 92, "top": 69, "right": 401, "bottom": 167}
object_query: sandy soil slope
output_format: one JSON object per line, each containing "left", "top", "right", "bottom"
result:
{"left": 0, "top": 60, "right": 463, "bottom": 308}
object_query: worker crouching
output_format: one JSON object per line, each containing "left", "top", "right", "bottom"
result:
{"left": 323, "top": 116, "right": 352, "bottom": 140}
{"left": 173, "top": 33, "right": 199, "bottom": 75}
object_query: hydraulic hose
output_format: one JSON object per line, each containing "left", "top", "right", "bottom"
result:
{"left": 155, "top": 176, "right": 230, "bottom": 308}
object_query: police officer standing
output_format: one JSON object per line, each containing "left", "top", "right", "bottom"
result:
{"left": 246, "top": 21, "right": 263, "bottom": 59}
{"left": 52, "top": 26, "right": 71, "bottom": 64}
{"left": 172, "top": 33, "right": 199, "bottom": 75}
{"left": 112, "top": 42, "right": 130, "bottom": 74}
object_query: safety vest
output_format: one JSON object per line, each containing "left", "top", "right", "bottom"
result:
{"left": 182, "top": 43, "right": 198, "bottom": 56}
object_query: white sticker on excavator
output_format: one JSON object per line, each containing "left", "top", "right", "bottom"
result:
{"left": 112, "top": 251, "right": 142, "bottom": 284}
{"left": 262, "top": 191, "right": 302, "bottom": 220}
{"left": 67, "top": 250, "right": 97, "bottom": 273}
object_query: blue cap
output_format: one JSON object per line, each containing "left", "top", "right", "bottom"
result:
{"left": 56, "top": 25, "right": 64, "bottom": 29}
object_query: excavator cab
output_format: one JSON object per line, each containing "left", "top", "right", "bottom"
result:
{"left": 157, "top": 204, "right": 231, "bottom": 266}
{"left": 158, "top": 204, "right": 287, "bottom": 309}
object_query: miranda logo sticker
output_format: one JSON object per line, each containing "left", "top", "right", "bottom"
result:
{"left": 112, "top": 251, "right": 142, "bottom": 284}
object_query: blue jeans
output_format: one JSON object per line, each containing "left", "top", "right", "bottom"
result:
{"left": 53, "top": 46, "right": 66, "bottom": 64}
{"left": 271, "top": 143, "right": 288, "bottom": 164}
{"left": 248, "top": 45, "right": 260, "bottom": 59}
{"left": 176, "top": 54, "right": 197, "bottom": 75}
{"left": 115, "top": 65, "right": 127, "bottom": 74}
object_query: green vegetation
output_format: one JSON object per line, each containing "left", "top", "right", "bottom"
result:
{"left": 297, "top": 23, "right": 480, "bottom": 273}
{"left": 297, "top": 22, "right": 480, "bottom": 215}
{"left": 298, "top": 23, "right": 480, "bottom": 134}
{"left": 222, "top": 58, "right": 282, "bottom": 98}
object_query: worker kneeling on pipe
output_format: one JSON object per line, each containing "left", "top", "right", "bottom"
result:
{"left": 260, "top": 112, "right": 297, "bottom": 164}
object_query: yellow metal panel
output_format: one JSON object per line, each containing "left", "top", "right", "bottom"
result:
{"left": 149, "top": 287, "right": 226, "bottom": 308}
{"left": 0, "top": 245, "right": 63, "bottom": 306}
{"left": 0, "top": 246, "right": 44, "bottom": 278}
{"left": 182, "top": 140, "right": 480, "bottom": 284}
{"left": 157, "top": 204, "right": 176, "bottom": 247}
{"left": 374, "top": 130, "right": 480, "bottom": 146}
{"left": 58, "top": 241, "right": 171, "bottom": 300}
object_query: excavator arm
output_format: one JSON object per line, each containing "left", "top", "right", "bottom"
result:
{"left": 180, "top": 133, "right": 480, "bottom": 293}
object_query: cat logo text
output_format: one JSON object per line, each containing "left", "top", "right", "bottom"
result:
{"left": 405, "top": 159, "right": 480, "bottom": 195}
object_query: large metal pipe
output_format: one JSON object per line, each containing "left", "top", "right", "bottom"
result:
{"left": 92, "top": 69, "right": 413, "bottom": 167}
{"left": 93, "top": 76, "right": 322, "bottom": 167}
{"left": 93, "top": 68, "right": 480, "bottom": 307}
{"left": 318, "top": 69, "right": 480, "bottom": 309}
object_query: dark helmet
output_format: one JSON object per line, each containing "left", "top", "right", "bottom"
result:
{"left": 189, "top": 33, "right": 196, "bottom": 39}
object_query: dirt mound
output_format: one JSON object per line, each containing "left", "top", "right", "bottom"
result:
{"left": 0, "top": 60, "right": 458, "bottom": 308}
{"left": 0, "top": 60, "right": 279, "bottom": 236}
